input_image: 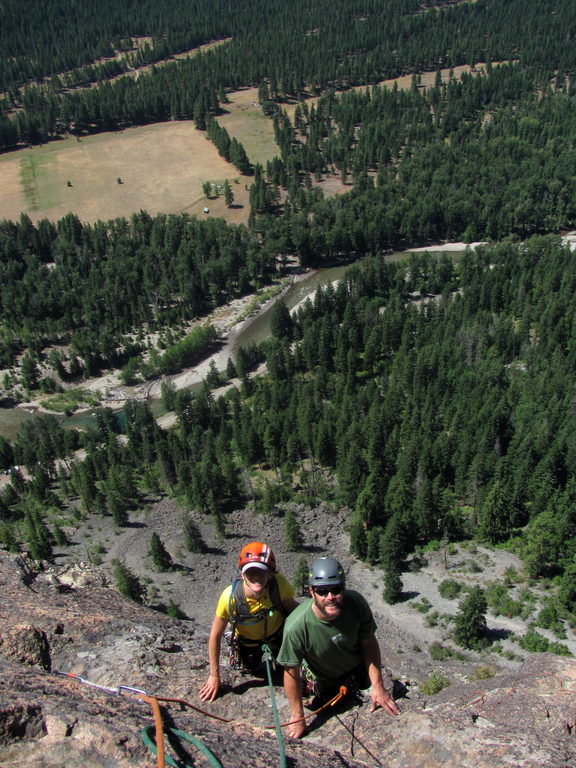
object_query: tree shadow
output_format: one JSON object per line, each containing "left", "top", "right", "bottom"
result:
{"left": 300, "top": 544, "right": 325, "bottom": 554}
{"left": 396, "top": 590, "right": 420, "bottom": 603}
{"left": 485, "top": 626, "right": 515, "bottom": 642}
{"left": 204, "top": 546, "right": 227, "bottom": 556}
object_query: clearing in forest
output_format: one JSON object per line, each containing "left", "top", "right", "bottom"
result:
{"left": 0, "top": 121, "right": 253, "bottom": 226}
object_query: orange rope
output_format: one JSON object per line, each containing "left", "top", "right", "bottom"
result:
{"left": 274, "top": 685, "right": 349, "bottom": 729}
{"left": 141, "top": 695, "right": 165, "bottom": 768}
{"left": 151, "top": 695, "right": 232, "bottom": 723}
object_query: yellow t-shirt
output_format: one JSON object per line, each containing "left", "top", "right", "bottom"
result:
{"left": 216, "top": 572, "right": 294, "bottom": 642}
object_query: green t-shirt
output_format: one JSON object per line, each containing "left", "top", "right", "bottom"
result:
{"left": 276, "top": 589, "right": 377, "bottom": 681}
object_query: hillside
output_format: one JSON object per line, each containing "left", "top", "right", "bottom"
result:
{"left": 1, "top": 549, "right": 575, "bottom": 768}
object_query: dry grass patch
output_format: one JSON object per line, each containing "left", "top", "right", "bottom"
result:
{"left": 0, "top": 121, "right": 251, "bottom": 225}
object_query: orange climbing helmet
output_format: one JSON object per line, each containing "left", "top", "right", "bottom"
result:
{"left": 238, "top": 541, "right": 276, "bottom": 573}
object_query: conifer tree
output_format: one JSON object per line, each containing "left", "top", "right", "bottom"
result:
{"left": 383, "top": 562, "right": 403, "bottom": 604}
{"left": 293, "top": 555, "right": 309, "bottom": 596}
{"left": 23, "top": 507, "right": 53, "bottom": 561}
{"left": 113, "top": 560, "right": 145, "bottom": 603}
{"left": 453, "top": 586, "right": 488, "bottom": 650}
{"left": 284, "top": 508, "right": 304, "bottom": 551}
{"left": 182, "top": 515, "right": 206, "bottom": 553}
{"left": 149, "top": 532, "right": 173, "bottom": 571}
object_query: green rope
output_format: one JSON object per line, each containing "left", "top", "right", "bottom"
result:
{"left": 261, "top": 644, "right": 287, "bottom": 768}
{"left": 141, "top": 725, "right": 223, "bottom": 768}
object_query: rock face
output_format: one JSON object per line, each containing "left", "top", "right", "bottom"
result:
{"left": 1, "top": 552, "right": 575, "bottom": 768}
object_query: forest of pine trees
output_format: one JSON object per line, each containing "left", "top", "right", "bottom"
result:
{"left": 1, "top": 1, "right": 576, "bottom": 633}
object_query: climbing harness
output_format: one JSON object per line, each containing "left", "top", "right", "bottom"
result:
{"left": 225, "top": 573, "right": 286, "bottom": 671}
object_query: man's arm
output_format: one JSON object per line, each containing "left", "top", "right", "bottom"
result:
{"left": 199, "top": 616, "right": 228, "bottom": 701}
{"left": 361, "top": 635, "right": 400, "bottom": 715}
{"left": 283, "top": 666, "right": 308, "bottom": 738}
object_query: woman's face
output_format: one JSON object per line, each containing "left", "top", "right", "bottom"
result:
{"left": 242, "top": 566, "right": 271, "bottom": 596}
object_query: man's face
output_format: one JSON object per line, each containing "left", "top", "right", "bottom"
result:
{"left": 242, "top": 566, "right": 271, "bottom": 595}
{"left": 310, "top": 583, "right": 344, "bottom": 621}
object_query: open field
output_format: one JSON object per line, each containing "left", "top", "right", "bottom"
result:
{"left": 0, "top": 63, "right": 508, "bottom": 227}
{"left": 218, "top": 87, "right": 280, "bottom": 167}
{"left": 0, "top": 122, "right": 253, "bottom": 225}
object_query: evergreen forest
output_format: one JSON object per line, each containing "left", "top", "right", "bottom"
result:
{"left": 1, "top": 1, "right": 576, "bottom": 629}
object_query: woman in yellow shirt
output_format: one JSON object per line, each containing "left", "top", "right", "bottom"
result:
{"left": 199, "top": 541, "right": 298, "bottom": 701}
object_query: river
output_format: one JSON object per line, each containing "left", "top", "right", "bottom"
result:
{"left": 0, "top": 246, "right": 468, "bottom": 441}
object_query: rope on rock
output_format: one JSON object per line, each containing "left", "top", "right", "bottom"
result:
{"left": 261, "top": 644, "right": 287, "bottom": 768}
{"left": 141, "top": 723, "right": 224, "bottom": 768}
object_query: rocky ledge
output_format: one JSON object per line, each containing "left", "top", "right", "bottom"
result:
{"left": 1, "top": 553, "right": 575, "bottom": 768}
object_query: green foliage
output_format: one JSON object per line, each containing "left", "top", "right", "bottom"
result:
{"left": 293, "top": 555, "right": 309, "bottom": 596}
{"left": 383, "top": 564, "right": 403, "bottom": 604}
{"left": 23, "top": 507, "right": 53, "bottom": 561}
{"left": 517, "top": 627, "right": 572, "bottom": 656}
{"left": 413, "top": 597, "right": 432, "bottom": 614}
{"left": 534, "top": 604, "right": 566, "bottom": 638}
{"left": 284, "top": 508, "right": 304, "bottom": 552}
{"left": 348, "top": 514, "right": 367, "bottom": 560}
{"left": 453, "top": 586, "right": 488, "bottom": 650}
{"left": 113, "top": 560, "right": 145, "bottom": 603}
{"left": 468, "top": 665, "right": 495, "bottom": 681}
{"left": 166, "top": 599, "right": 186, "bottom": 619}
{"left": 182, "top": 516, "right": 206, "bottom": 553}
{"left": 429, "top": 642, "right": 469, "bottom": 661}
{"left": 438, "top": 579, "right": 463, "bottom": 600}
{"left": 420, "top": 672, "right": 451, "bottom": 696}
{"left": 149, "top": 532, "right": 173, "bottom": 571}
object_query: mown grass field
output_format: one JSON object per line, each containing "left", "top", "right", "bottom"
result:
{"left": 0, "top": 109, "right": 279, "bottom": 226}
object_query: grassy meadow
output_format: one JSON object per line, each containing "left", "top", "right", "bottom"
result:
{"left": 0, "top": 97, "right": 280, "bottom": 226}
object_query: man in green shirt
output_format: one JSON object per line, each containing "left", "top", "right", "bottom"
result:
{"left": 277, "top": 556, "right": 400, "bottom": 738}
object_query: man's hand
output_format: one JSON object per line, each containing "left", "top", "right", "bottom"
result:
{"left": 370, "top": 681, "right": 400, "bottom": 715}
{"left": 199, "top": 673, "right": 221, "bottom": 702}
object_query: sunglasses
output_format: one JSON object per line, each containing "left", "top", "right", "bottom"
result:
{"left": 314, "top": 585, "right": 343, "bottom": 597}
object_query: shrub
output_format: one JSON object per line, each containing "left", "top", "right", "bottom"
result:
{"left": 166, "top": 599, "right": 186, "bottom": 619}
{"left": 413, "top": 597, "right": 432, "bottom": 613}
{"left": 113, "top": 561, "right": 145, "bottom": 603}
{"left": 425, "top": 610, "right": 440, "bottom": 627}
{"left": 517, "top": 627, "right": 572, "bottom": 656}
{"left": 438, "top": 579, "right": 463, "bottom": 599}
{"left": 429, "top": 642, "right": 452, "bottom": 661}
{"left": 468, "top": 665, "right": 495, "bottom": 681}
{"left": 420, "top": 672, "right": 451, "bottom": 696}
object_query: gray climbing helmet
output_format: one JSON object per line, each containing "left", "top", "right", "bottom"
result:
{"left": 308, "top": 557, "right": 345, "bottom": 588}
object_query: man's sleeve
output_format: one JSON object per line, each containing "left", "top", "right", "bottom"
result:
{"left": 276, "top": 615, "right": 302, "bottom": 667}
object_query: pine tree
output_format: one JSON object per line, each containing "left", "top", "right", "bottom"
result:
{"left": 149, "top": 532, "right": 173, "bottom": 571}
{"left": 113, "top": 560, "right": 145, "bottom": 603}
{"left": 182, "top": 515, "right": 206, "bottom": 553}
{"left": 293, "top": 555, "right": 309, "bottom": 596}
{"left": 223, "top": 179, "right": 234, "bottom": 207}
{"left": 23, "top": 507, "right": 53, "bottom": 561}
{"left": 453, "top": 586, "right": 488, "bottom": 649}
{"left": 383, "top": 563, "right": 403, "bottom": 604}
{"left": 284, "top": 508, "right": 304, "bottom": 551}
{"left": 348, "top": 513, "right": 367, "bottom": 560}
